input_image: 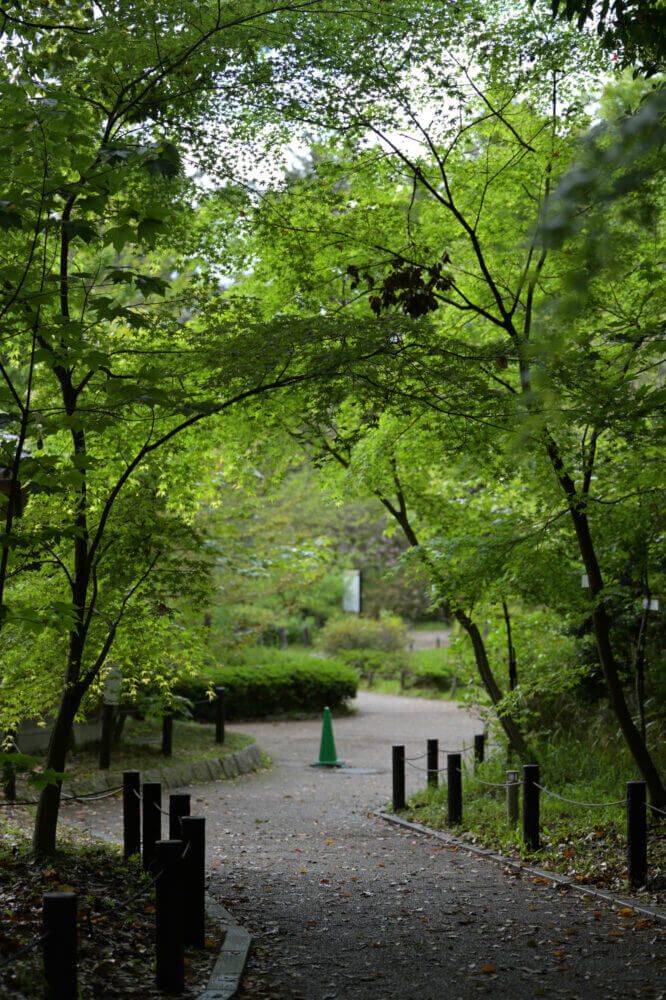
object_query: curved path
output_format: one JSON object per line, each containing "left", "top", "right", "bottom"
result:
{"left": 62, "top": 693, "right": 664, "bottom": 1000}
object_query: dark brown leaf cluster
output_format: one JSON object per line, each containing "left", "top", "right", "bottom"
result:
{"left": 0, "top": 839, "right": 219, "bottom": 998}
{"left": 347, "top": 255, "right": 452, "bottom": 318}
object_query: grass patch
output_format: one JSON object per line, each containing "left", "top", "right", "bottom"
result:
{"left": 20, "top": 718, "right": 254, "bottom": 788}
{"left": 358, "top": 675, "right": 458, "bottom": 701}
{"left": 402, "top": 739, "right": 666, "bottom": 905}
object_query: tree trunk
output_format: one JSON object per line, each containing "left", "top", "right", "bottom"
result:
{"left": 376, "top": 492, "right": 533, "bottom": 764}
{"left": 32, "top": 687, "right": 81, "bottom": 856}
{"left": 454, "top": 609, "right": 533, "bottom": 763}
{"left": 570, "top": 506, "right": 665, "bottom": 807}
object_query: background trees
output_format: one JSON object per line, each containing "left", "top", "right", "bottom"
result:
{"left": 220, "top": 7, "right": 665, "bottom": 803}
{"left": 1, "top": 0, "right": 664, "bottom": 855}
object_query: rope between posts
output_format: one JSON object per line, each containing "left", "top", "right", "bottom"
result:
{"left": 458, "top": 769, "right": 519, "bottom": 789}
{"left": 153, "top": 800, "right": 170, "bottom": 816}
{"left": 63, "top": 786, "right": 123, "bottom": 802}
{"left": 404, "top": 752, "right": 428, "bottom": 761}
{"left": 0, "top": 933, "right": 48, "bottom": 970}
{"left": 438, "top": 746, "right": 473, "bottom": 756}
{"left": 647, "top": 802, "right": 666, "bottom": 817}
{"left": 1, "top": 785, "right": 123, "bottom": 807}
{"left": 534, "top": 784, "right": 625, "bottom": 808}
{"left": 405, "top": 760, "right": 447, "bottom": 774}
{"left": 181, "top": 841, "right": 191, "bottom": 859}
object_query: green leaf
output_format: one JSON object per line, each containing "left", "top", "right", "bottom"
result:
{"left": 104, "top": 224, "right": 136, "bottom": 253}
{"left": 137, "top": 217, "right": 165, "bottom": 242}
{"left": 62, "top": 219, "right": 98, "bottom": 244}
{"left": 134, "top": 273, "right": 170, "bottom": 297}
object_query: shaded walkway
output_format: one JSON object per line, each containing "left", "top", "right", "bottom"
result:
{"left": 62, "top": 693, "right": 664, "bottom": 1000}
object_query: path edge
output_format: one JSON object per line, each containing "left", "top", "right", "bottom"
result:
{"left": 65, "top": 742, "right": 266, "bottom": 797}
{"left": 378, "top": 811, "right": 666, "bottom": 924}
{"left": 197, "top": 894, "right": 251, "bottom": 1000}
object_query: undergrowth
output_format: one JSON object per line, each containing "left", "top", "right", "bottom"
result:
{"left": 404, "top": 732, "right": 666, "bottom": 906}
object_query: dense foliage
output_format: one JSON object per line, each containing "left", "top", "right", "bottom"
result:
{"left": 0, "top": 0, "right": 664, "bottom": 856}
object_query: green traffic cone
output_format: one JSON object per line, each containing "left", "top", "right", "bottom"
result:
{"left": 311, "top": 706, "right": 343, "bottom": 768}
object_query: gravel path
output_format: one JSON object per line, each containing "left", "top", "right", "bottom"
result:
{"left": 61, "top": 692, "right": 665, "bottom": 1000}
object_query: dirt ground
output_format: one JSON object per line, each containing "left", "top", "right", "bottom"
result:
{"left": 60, "top": 692, "right": 665, "bottom": 1000}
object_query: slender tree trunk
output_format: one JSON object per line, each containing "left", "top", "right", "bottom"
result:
{"left": 454, "top": 609, "right": 532, "bottom": 762}
{"left": 32, "top": 686, "right": 81, "bottom": 856}
{"left": 502, "top": 600, "right": 517, "bottom": 691}
{"left": 379, "top": 494, "right": 533, "bottom": 763}
{"left": 569, "top": 506, "right": 665, "bottom": 807}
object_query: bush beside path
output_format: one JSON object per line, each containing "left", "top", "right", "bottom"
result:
{"left": 59, "top": 692, "right": 664, "bottom": 1000}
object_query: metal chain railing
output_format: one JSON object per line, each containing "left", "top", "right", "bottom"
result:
{"left": 404, "top": 759, "right": 448, "bottom": 774}
{"left": 1, "top": 784, "right": 123, "bottom": 807}
{"left": 534, "top": 783, "right": 626, "bottom": 809}
{"left": 459, "top": 769, "right": 519, "bottom": 789}
{"left": 0, "top": 933, "right": 48, "bottom": 970}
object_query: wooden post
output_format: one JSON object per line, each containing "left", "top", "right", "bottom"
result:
{"left": 169, "top": 792, "right": 190, "bottom": 840}
{"left": 123, "top": 770, "right": 141, "bottom": 858}
{"left": 142, "top": 782, "right": 161, "bottom": 872}
{"left": 506, "top": 770, "right": 519, "bottom": 827}
{"left": 427, "top": 739, "right": 439, "bottom": 788}
{"left": 392, "top": 745, "right": 405, "bottom": 811}
{"left": 215, "top": 686, "right": 226, "bottom": 745}
{"left": 474, "top": 733, "right": 485, "bottom": 766}
{"left": 627, "top": 781, "right": 647, "bottom": 888}
{"left": 181, "top": 816, "right": 206, "bottom": 948}
{"left": 522, "top": 764, "right": 540, "bottom": 851}
{"left": 99, "top": 702, "right": 115, "bottom": 770}
{"left": 43, "top": 892, "right": 77, "bottom": 1000}
{"left": 447, "top": 753, "right": 462, "bottom": 824}
{"left": 155, "top": 840, "right": 185, "bottom": 993}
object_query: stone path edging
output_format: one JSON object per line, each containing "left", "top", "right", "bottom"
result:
{"left": 197, "top": 895, "right": 251, "bottom": 1000}
{"left": 66, "top": 742, "right": 264, "bottom": 797}
{"left": 379, "top": 810, "right": 666, "bottom": 923}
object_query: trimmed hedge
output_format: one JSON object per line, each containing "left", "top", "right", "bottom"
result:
{"left": 175, "top": 653, "right": 357, "bottom": 720}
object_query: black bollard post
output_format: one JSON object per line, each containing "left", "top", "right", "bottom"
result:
{"left": 155, "top": 840, "right": 185, "bottom": 994}
{"left": 43, "top": 892, "right": 77, "bottom": 1000}
{"left": 169, "top": 792, "right": 190, "bottom": 840}
{"left": 215, "top": 686, "right": 226, "bottom": 745}
{"left": 99, "top": 702, "right": 115, "bottom": 770}
{"left": 427, "top": 739, "right": 439, "bottom": 789}
{"left": 162, "top": 713, "right": 173, "bottom": 757}
{"left": 142, "top": 782, "right": 162, "bottom": 872}
{"left": 474, "top": 733, "right": 485, "bottom": 766}
{"left": 447, "top": 753, "right": 462, "bottom": 824}
{"left": 627, "top": 781, "right": 647, "bottom": 888}
{"left": 522, "top": 764, "right": 540, "bottom": 851}
{"left": 123, "top": 770, "right": 141, "bottom": 858}
{"left": 181, "top": 816, "right": 206, "bottom": 948}
{"left": 392, "top": 745, "right": 405, "bottom": 811}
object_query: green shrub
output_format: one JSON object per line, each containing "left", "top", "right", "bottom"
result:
{"left": 318, "top": 613, "right": 408, "bottom": 654}
{"left": 405, "top": 649, "right": 462, "bottom": 691}
{"left": 173, "top": 652, "right": 357, "bottom": 720}
{"left": 337, "top": 648, "right": 406, "bottom": 678}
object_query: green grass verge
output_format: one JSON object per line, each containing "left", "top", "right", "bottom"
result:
{"left": 21, "top": 718, "right": 255, "bottom": 786}
{"left": 401, "top": 750, "right": 666, "bottom": 904}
